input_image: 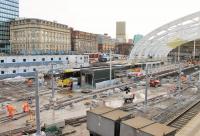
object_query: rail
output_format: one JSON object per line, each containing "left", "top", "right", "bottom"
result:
{"left": 166, "top": 98, "right": 200, "bottom": 130}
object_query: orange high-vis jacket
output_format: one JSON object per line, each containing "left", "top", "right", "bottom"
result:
{"left": 22, "top": 102, "right": 30, "bottom": 112}
{"left": 6, "top": 104, "right": 16, "bottom": 117}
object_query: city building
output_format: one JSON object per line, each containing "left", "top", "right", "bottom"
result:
{"left": 128, "top": 39, "right": 133, "bottom": 44}
{"left": 116, "top": 21, "right": 126, "bottom": 43}
{"left": 98, "top": 34, "right": 116, "bottom": 53}
{"left": 115, "top": 43, "right": 134, "bottom": 55}
{"left": 133, "top": 34, "right": 143, "bottom": 44}
{"left": 10, "top": 18, "right": 71, "bottom": 55}
{"left": 71, "top": 30, "right": 98, "bottom": 54}
{"left": 0, "top": 0, "right": 19, "bottom": 54}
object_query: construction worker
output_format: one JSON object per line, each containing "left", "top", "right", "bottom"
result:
{"left": 22, "top": 101, "right": 30, "bottom": 113}
{"left": 27, "top": 79, "right": 33, "bottom": 87}
{"left": 6, "top": 103, "right": 16, "bottom": 119}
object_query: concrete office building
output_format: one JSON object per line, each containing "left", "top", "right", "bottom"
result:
{"left": 116, "top": 21, "right": 126, "bottom": 43}
{"left": 0, "top": 0, "right": 19, "bottom": 54}
{"left": 10, "top": 18, "right": 71, "bottom": 55}
{"left": 72, "top": 30, "right": 98, "bottom": 54}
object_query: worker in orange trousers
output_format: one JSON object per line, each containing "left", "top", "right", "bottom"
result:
{"left": 6, "top": 103, "right": 16, "bottom": 119}
{"left": 22, "top": 101, "right": 30, "bottom": 113}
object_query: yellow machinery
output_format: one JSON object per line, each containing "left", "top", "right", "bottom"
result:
{"left": 57, "top": 69, "right": 80, "bottom": 90}
{"left": 57, "top": 78, "right": 72, "bottom": 88}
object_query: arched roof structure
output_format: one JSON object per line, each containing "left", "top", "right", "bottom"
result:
{"left": 129, "top": 11, "right": 200, "bottom": 62}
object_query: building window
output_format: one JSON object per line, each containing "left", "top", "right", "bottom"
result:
{"left": 42, "top": 58, "right": 45, "bottom": 61}
{"left": 24, "top": 69, "right": 26, "bottom": 73}
{"left": 33, "top": 59, "right": 36, "bottom": 61}
{"left": 13, "top": 70, "right": 16, "bottom": 74}
{"left": 33, "top": 68, "right": 36, "bottom": 71}
{"left": 80, "top": 57, "right": 82, "bottom": 60}
{"left": 51, "top": 58, "right": 53, "bottom": 61}
{"left": 1, "top": 71, "right": 4, "bottom": 74}
{"left": 23, "top": 59, "right": 26, "bottom": 62}
{"left": 12, "top": 59, "right": 16, "bottom": 62}
{"left": 1, "top": 60, "right": 4, "bottom": 63}
{"left": 59, "top": 58, "right": 61, "bottom": 60}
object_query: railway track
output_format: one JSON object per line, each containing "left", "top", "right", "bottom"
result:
{"left": 166, "top": 98, "right": 200, "bottom": 130}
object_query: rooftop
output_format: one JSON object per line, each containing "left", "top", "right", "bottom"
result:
{"left": 88, "top": 106, "right": 114, "bottom": 115}
{"left": 121, "top": 116, "right": 154, "bottom": 129}
{"left": 102, "top": 110, "right": 129, "bottom": 121}
{"left": 140, "top": 123, "right": 176, "bottom": 136}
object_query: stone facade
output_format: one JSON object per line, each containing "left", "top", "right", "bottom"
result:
{"left": 10, "top": 18, "right": 71, "bottom": 55}
{"left": 72, "top": 30, "right": 98, "bottom": 54}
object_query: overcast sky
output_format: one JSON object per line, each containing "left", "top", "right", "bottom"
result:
{"left": 19, "top": 0, "right": 200, "bottom": 39}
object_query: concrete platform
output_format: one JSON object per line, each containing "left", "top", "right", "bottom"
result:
{"left": 176, "top": 112, "right": 200, "bottom": 136}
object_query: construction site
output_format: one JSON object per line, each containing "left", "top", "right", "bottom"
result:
{"left": 0, "top": 59, "right": 200, "bottom": 136}
{"left": 2, "top": 10, "right": 200, "bottom": 136}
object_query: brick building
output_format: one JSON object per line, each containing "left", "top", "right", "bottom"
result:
{"left": 72, "top": 30, "right": 98, "bottom": 54}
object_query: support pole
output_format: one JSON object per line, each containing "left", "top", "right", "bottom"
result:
{"left": 110, "top": 49, "right": 112, "bottom": 86}
{"left": 178, "top": 63, "right": 181, "bottom": 91}
{"left": 175, "top": 52, "right": 177, "bottom": 64}
{"left": 35, "top": 71, "right": 41, "bottom": 136}
{"left": 193, "top": 40, "right": 196, "bottom": 59}
{"left": 51, "top": 63, "right": 55, "bottom": 99}
{"left": 145, "top": 64, "right": 148, "bottom": 105}
{"left": 199, "top": 70, "right": 200, "bottom": 82}
{"left": 178, "top": 46, "right": 180, "bottom": 62}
